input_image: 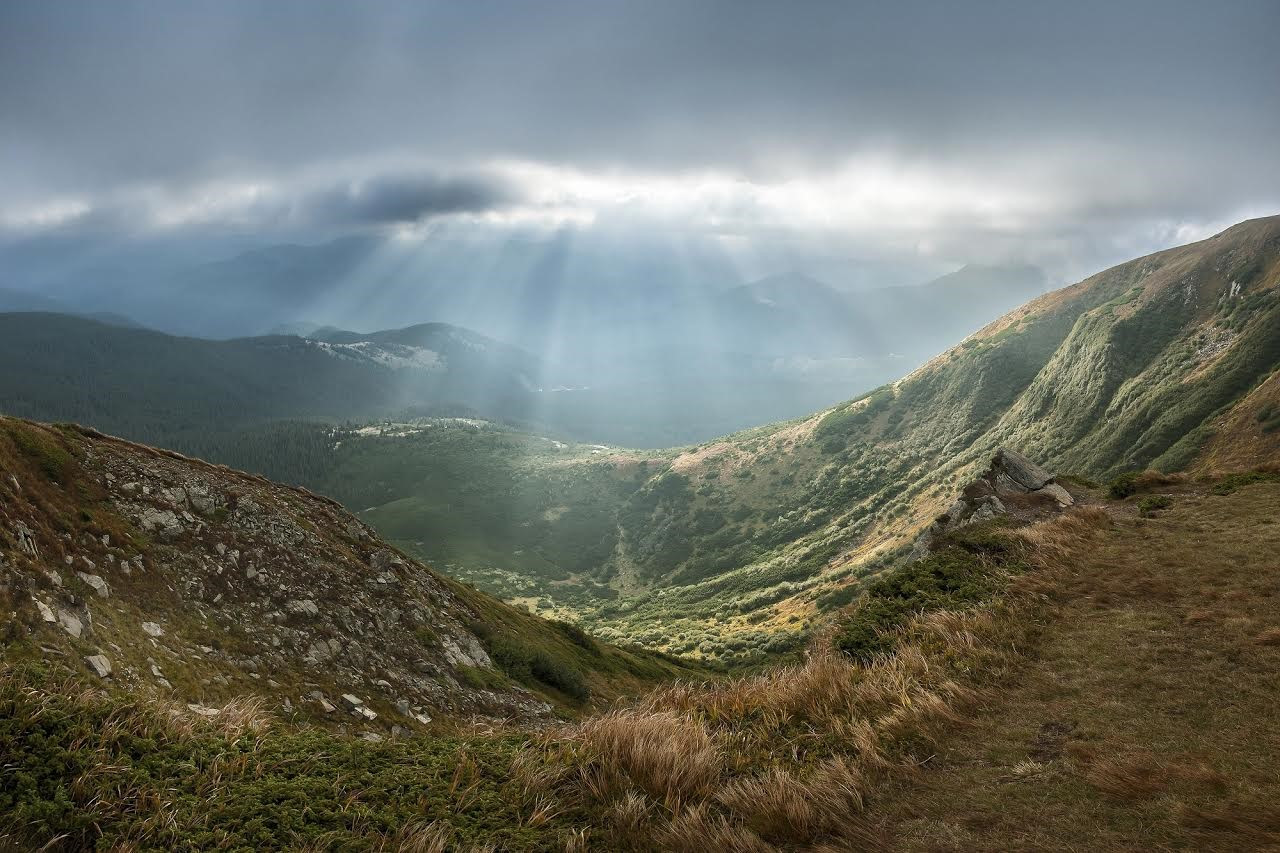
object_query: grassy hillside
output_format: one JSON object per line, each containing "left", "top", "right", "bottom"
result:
{"left": 269, "top": 216, "right": 1280, "bottom": 659}
{"left": 0, "top": 314, "right": 541, "bottom": 450}
{"left": 6, "top": 471, "right": 1276, "bottom": 850}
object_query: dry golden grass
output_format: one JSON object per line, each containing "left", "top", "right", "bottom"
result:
{"left": 877, "top": 481, "right": 1280, "bottom": 851}
{"left": 505, "top": 504, "right": 1132, "bottom": 849}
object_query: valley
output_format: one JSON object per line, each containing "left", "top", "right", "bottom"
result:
{"left": 5, "top": 4, "right": 1277, "bottom": 848}
{"left": 206, "top": 215, "right": 1280, "bottom": 662}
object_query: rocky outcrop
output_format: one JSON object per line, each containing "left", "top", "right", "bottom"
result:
{"left": 911, "top": 447, "right": 1075, "bottom": 559}
{"left": 0, "top": 417, "right": 556, "bottom": 731}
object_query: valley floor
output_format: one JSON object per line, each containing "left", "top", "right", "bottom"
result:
{"left": 877, "top": 480, "right": 1280, "bottom": 850}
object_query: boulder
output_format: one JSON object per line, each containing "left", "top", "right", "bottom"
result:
{"left": 286, "top": 599, "right": 319, "bottom": 616}
{"left": 992, "top": 448, "right": 1053, "bottom": 492}
{"left": 58, "top": 609, "right": 85, "bottom": 638}
{"left": 85, "top": 654, "right": 112, "bottom": 678}
{"left": 141, "top": 621, "right": 165, "bottom": 637}
{"left": 1035, "top": 483, "right": 1075, "bottom": 507}
{"left": 138, "top": 507, "right": 184, "bottom": 540}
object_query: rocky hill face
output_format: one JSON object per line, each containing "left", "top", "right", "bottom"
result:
{"left": 0, "top": 417, "right": 694, "bottom": 735}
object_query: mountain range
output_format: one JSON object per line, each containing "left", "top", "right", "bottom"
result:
{"left": 2, "top": 215, "right": 1279, "bottom": 850}
{"left": 249, "top": 215, "right": 1280, "bottom": 659}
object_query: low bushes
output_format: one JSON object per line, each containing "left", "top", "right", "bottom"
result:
{"left": 833, "top": 528, "right": 1012, "bottom": 664}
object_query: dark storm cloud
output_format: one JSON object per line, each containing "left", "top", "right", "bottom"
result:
{"left": 301, "top": 173, "right": 519, "bottom": 226}
{"left": 0, "top": 0, "right": 1276, "bottom": 270}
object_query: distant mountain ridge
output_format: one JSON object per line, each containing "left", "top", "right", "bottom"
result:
{"left": 0, "top": 313, "right": 544, "bottom": 453}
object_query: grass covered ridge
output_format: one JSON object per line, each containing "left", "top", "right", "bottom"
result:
{"left": 1, "top": 500, "right": 1114, "bottom": 850}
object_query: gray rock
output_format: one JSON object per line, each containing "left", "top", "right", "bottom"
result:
{"left": 341, "top": 693, "right": 365, "bottom": 711}
{"left": 138, "top": 507, "right": 184, "bottom": 540}
{"left": 286, "top": 599, "right": 319, "bottom": 616}
{"left": 33, "top": 598, "right": 56, "bottom": 623}
{"left": 14, "top": 520, "right": 39, "bottom": 557}
{"left": 76, "top": 572, "right": 110, "bottom": 598}
{"left": 141, "top": 621, "right": 165, "bottom": 637}
{"left": 441, "top": 634, "right": 491, "bottom": 669}
{"left": 992, "top": 448, "right": 1053, "bottom": 491}
{"left": 85, "top": 654, "right": 112, "bottom": 678}
{"left": 58, "top": 609, "right": 84, "bottom": 638}
{"left": 1035, "top": 482, "right": 1075, "bottom": 507}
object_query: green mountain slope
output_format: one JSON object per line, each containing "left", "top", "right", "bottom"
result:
{"left": 302, "top": 216, "right": 1280, "bottom": 658}
{"left": 0, "top": 313, "right": 542, "bottom": 450}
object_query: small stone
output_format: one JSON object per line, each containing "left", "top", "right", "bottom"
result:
{"left": 58, "top": 610, "right": 84, "bottom": 638}
{"left": 141, "top": 621, "right": 164, "bottom": 637}
{"left": 286, "top": 599, "right": 319, "bottom": 616}
{"left": 396, "top": 698, "right": 411, "bottom": 716}
{"left": 13, "top": 520, "right": 39, "bottom": 557}
{"left": 187, "top": 703, "right": 220, "bottom": 717}
{"left": 151, "top": 663, "right": 164, "bottom": 677}
{"left": 76, "top": 572, "right": 110, "bottom": 598}
{"left": 44, "top": 569, "right": 62, "bottom": 587}
{"left": 33, "top": 598, "right": 56, "bottom": 623}
{"left": 319, "top": 697, "right": 336, "bottom": 713}
{"left": 341, "top": 693, "right": 364, "bottom": 711}
{"left": 359, "top": 731, "right": 383, "bottom": 742}
{"left": 413, "top": 712, "right": 433, "bottom": 725}
{"left": 355, "top": 706, "right": 378, "bottom": 722}
{"left": 85, "top": 654, "right": 112, "bottom": 678}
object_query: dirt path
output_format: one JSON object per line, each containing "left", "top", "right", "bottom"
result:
{"left": 877, "top": 482, "right": 1280, "bottom": 851}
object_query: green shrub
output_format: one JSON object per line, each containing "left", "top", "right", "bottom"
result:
{"left": 1212, "top": 470, "right": 1280, "bottom": 495}
{"left": 1137, "top": 495, "right": 1172, "bottom": 516}
{"left": 1107, "top": 471, "right": 1141, "bottom": 499}
{"left": 833, "top": 533, "right": 1012, "bottom": 664}
{"left": 551, "top": 619, "right": 597, "bottom": 652}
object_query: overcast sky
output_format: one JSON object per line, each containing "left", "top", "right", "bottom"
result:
{"left": 2, "top": 0, "right": 1277, "bottom": 283}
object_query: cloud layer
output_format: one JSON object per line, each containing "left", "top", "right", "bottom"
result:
{"left": 1, "top": 0, "right": 1277, "bottom": 281}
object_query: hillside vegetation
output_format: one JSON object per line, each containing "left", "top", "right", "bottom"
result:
{"left": 6, "top": 460, "right": 1277, "bottom": 850}
{"left": 267, "top": 216, "right": 1280, "bottom": 659}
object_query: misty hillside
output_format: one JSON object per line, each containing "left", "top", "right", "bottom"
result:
{"left": 289, "top": 216, "right": 1280, "bottom": 658}
{"left": 0, "top": 254, "right": 1047, "bottom": 448}
{"left": 0, "top": 313, "right": 544, "bottom": 450}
